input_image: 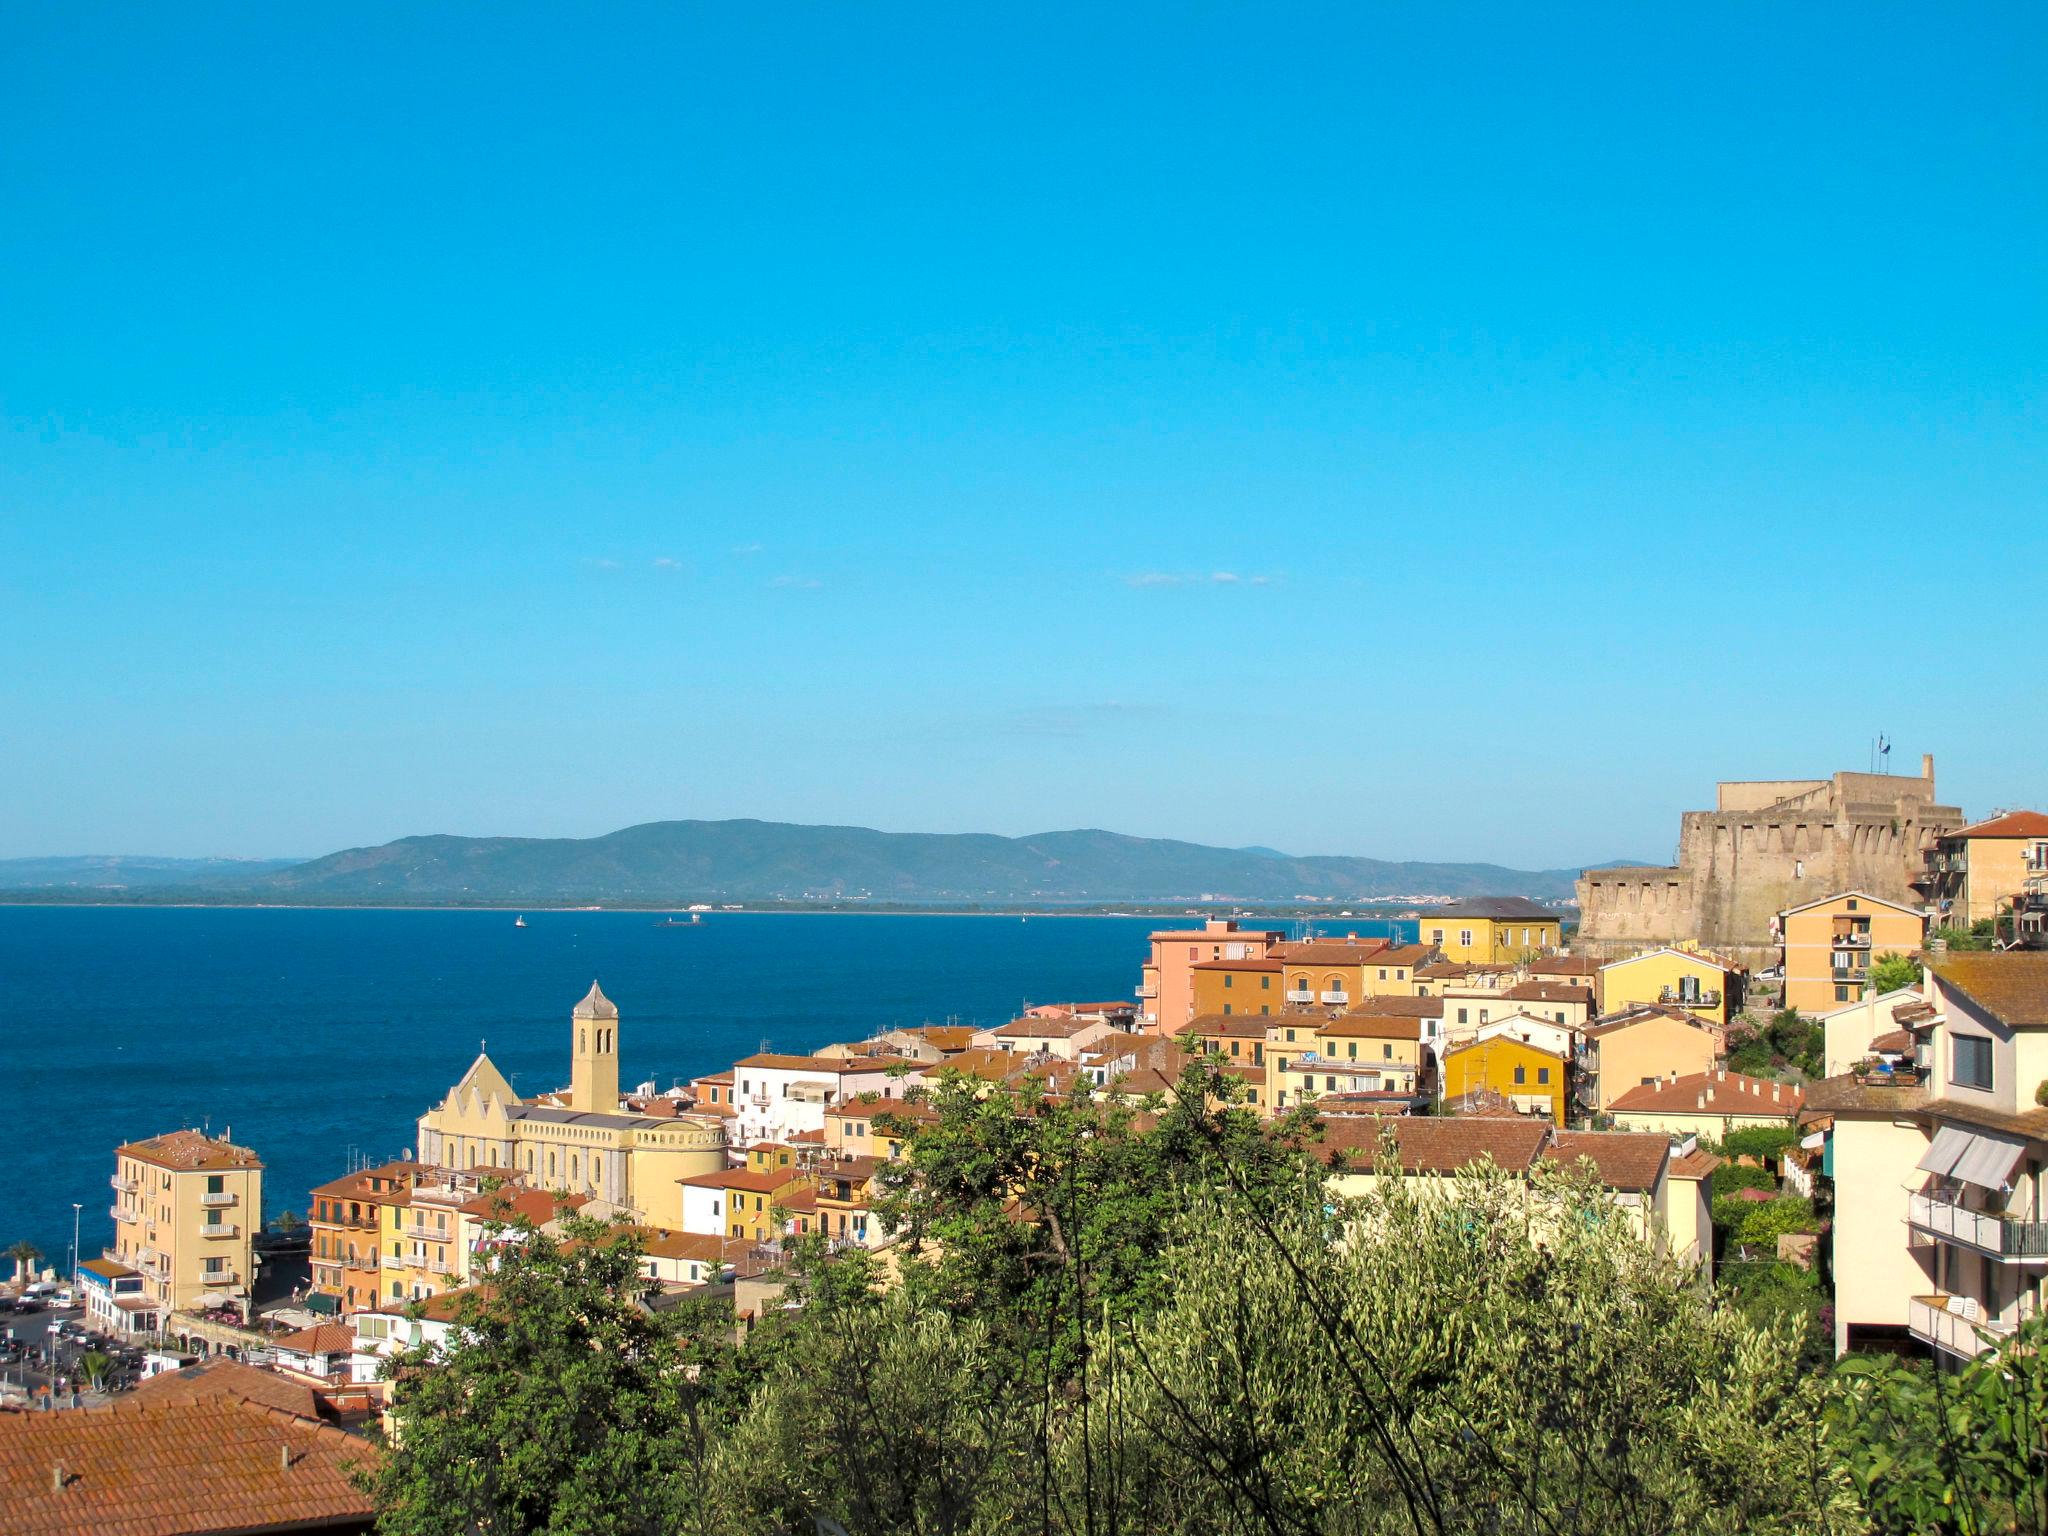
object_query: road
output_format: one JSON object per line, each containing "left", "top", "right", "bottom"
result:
{"left": 0, "top": 1305, "right": 132, "bottom": 1403}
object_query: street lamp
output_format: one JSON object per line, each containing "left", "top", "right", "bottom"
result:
{"left": 69, "top": 1204, "right": 81, "bottom": 1291}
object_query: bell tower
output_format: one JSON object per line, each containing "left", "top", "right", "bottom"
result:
{"left": 569, "top": 980, "right": 619, "bottom": 1112}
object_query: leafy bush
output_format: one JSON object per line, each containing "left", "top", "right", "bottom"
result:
{"left": 1868, "top": 951, "right": 1919, "bottom": 994}
{"left": 1932, "top": 919, "right": 1997, "bottom": 952}
{"left": 1716, "top": 1126, "right": 1797, "bottom": 1163}
{"left": 1737, "top": 1196, "right": 1818, "bottom": 1248}
{"left": 1710, "top": 1161, "right": 1776, "bottom": 1200}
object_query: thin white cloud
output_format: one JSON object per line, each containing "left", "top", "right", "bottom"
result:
{"left": 1122, "top": 570, "right": 1280, "bottom": 589}
{"left": 731, "top": 542, "right": 764, "bottom": 556}
{"left": 1124, "top": 572, "right": 1187, "bottom": 588}
{"left": 589, "top": 557, "right": 623, "bottom": 571}
{"left": 769, "top": 574, "right": 822, "bottom": 590}
{"left": 653, "top": 556, "right": 682, "bottom": 570}
{"left": 1210, "top": 571, "right": 1240, "bottom": 584}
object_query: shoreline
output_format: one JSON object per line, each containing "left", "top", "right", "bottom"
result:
{"left": 0, "top": 900, "right": 1439, "bottom": 920}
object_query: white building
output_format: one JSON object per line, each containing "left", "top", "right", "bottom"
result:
{"left": 728, "top": 1053, "right": 918, "bottom": 1146}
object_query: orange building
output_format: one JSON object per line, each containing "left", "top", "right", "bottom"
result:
{"left": 1138, "top": 919, "right": 1283, "bottom": 1032}
{"left": 1777, "top": 891, "right": 1925, "bottom": 1013}
{"left": 308, "top": 1160, "right": 424, "bottom": 1311}
{"left": 1190, "top": 956, "right": 1285, "bottom": 1018}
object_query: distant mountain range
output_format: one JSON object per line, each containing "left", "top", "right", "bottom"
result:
{"left": 0, "top": 820, "right": 1609, "bottom": 906}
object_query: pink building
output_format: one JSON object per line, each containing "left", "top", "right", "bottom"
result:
{"left": 1138, "top": 919, "right": 1284, "bottom": 1032}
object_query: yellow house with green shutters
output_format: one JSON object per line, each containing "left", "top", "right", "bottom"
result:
{"left": 1596, "top": 946, "right": 1737, "bottom": 1032}
{"left": 1442, "top": 1034, "right": 1568, "bottom": 1123}
{"left": 1418, "top": 899, "right": 1563, "bottom": 964}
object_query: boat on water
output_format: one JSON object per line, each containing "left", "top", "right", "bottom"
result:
{"left": 655, "top": 913, "right": 703, "bottom": 928}
{"left": 513, "top": 915, "right": 527, "bottom": 928}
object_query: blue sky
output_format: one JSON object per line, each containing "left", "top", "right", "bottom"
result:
{"left": 2, "top": 5, "right": 2042, "bottom": 868}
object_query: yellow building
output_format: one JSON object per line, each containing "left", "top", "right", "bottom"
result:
{"left": 1419, "top": 899, "right": 1563, "bottom": 964}
{"left": 107, "top": 1129, "right": 264, "bottom": 1318}
{"left": 824, "top": 1095, "right": 938, "bottom": 1159}
{"left": 678, "top": 1166, "right": 806, "bottom": 1244}
{"left": 1596, "top": 946, "right": 1737, "bottom": 1032}
{"left": 1777, "top": 892, "right": 1925, "bottom": 1014}
{"left": 1189, "top": 957, "right": 1285, "bottom": 1017}
{"left": 1579, "top": 1007, "right": 1721, "bottom": 1112}
{"left": 1272, "top": 938, "right": 1429, "bottom": 1007}
{"left": 1914, "top": 810, "right": 2048, "bottom": 930}
{"left": 1441, "top": 1035, "right": 1567, "bottom": 1123}
{"left": 415, "top": 982, "right": 728, "bottom": 1230}
{"left": 378, "top": 1174, "right": 584, "bottom": 1304}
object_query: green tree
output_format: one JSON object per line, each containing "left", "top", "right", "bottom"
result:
{"left": 6, "top": 1239, "right": 41, "bottom": 1283}
{"left": 1711, "top": 1161, "right": 1777, "bottom": 1200}
{"left": 1868, "top": 951, "right": 1920, "bottom": 995}
{"left": 76, "top": 1349, "right": 114, "bottom": 1392}
{"left": 363, "top": 1216, "right": 706, "bottom": 1535}
{"left": 1932, "top": 919, "right": 1997, "bottom": 953}
{"left": 1834, "top": 1311, "right": 2048, "bottom": 1534}
{"left": 1716, "top": 1125, "right": 1798, "bottom": 1163}
{"left": 1737, "top": 1195, "right": 1818, "bottom": 1248}
{"left": 271, "top": 1209, "right": 304, "bottom": 1233}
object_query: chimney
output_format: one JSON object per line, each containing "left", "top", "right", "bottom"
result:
{"left": 51, "top": 1465, "right": 66, "bottom": 1493}
{"left": 281, "top": 1445, "right": 293, "bottom": 1472}
{"left": 1921, "top": 753, "right": 1934, "bottom": 781}
{"left": 1772, "top": 1084, "right": 1780, "bottom": 1102}
{"left": 1696, "top": 1094, "right": 1707, "bottom": 1109}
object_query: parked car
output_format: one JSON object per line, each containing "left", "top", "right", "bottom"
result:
{"left": 50, "top": 1288, "right": 75, "bottom": 1307}
{"left": 22, "top": 1281, "right": 58, "bottom": 1298}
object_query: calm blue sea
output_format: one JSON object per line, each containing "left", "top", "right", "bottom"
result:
{"left": 0, "top": 907, "right": 1414, "bottom": 1268}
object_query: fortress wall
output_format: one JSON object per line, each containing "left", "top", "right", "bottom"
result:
{"left": 1715, "top": 779, "right": 1828, "bottom": 813}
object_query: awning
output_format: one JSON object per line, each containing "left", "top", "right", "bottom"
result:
{"left": 1951, "top": 1128, "right": 2028, "bottom": 1191}
{"left": 1917, "top": 1126, "right": 1971, "bottom": 1177}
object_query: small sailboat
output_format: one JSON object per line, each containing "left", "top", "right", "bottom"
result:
{"left": 655, "top": 912, "right": 703, "bottom": 928}
{"left": 514, "top": 915, "right": 527, "bottom": 929}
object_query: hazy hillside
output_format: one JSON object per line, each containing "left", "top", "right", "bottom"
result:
{"left": 0, "top": 855, "right": 302, "bottom": 891}
{"left": 222, "top": 819, "right": 1587, "bottom": 904}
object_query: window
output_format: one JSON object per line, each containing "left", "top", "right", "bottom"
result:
{"left": 1260, "top": 975, "right": 1270, "bottom": 990}
{"left": 1378, "top": 969, "right": 1388, "bottom": 980}
{"left": 1459, "top": 930, "right": 1474, "bottom": 948}
{"left": 1513, "top": 1065, "right": 1526, "bottom": 1084}
{"left": 1430, "top": 928, "right": 1444, "bottom": 945}
{"left": 206, "top": 1174, "right": 224, "bottom": 1195}
{"left": 1953, "top": 1035, "right": 1994, "bottom": 1091}
{"left": 1222, "top": 1004, "right": 1232, "bottom": 1016}
{"left": 1835, "top": 985, "right": 1852, "bottom": 1002}
{"left": 1383, "top": 1044, "right": 1393, "bottom": 1059}
{"left": 1286, "top": 1029, "right": 1296, "bottom": 1042}
{"left": 1457, "top": 1008, "right": 1468, "bottom": 1024}
{"left": 1224, "top": 974, "right": 1233, "bottom": 989}
{"left": 1537, "top": 1067, "right": 1550, "bottom": 1084}
{"left": 1347, "top": 1042, "right": 1357, "bottom": 1058}
{"left": 1260, "top": 1004, "right": 1270, "bottom": 1015}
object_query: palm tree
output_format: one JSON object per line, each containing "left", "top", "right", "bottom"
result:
{"left": 7, "top": 1240, "right": 42, "bottom": 1286}
{"left": 76, "top": 1350, "right": 114, "bottom": 1393}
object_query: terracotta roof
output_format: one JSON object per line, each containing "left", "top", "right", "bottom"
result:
{"left": 1609, "top": 1070, "right": 1803, "bottom": 1117}
{"left": 271, "top": 1323, "right": 356, "bottom": 1357}
{"left": 1526, "top": 954, "right": 1599, "bottom": 977}
{"left": 308, "top": 1160, "right": 424, "bottom": 1200}
{"left": 1669, "top": 1148, "right": 1723, "bottom": 1180}
{"left": 1357, "top": 944, "right": 1433, "bottom": 967}
{"left": 1868, "top": 1030, "right": 1914, "bottom": 1053}
{"left": 887, "top": 1025, "right": 978, "bottom": 1050}
{"left": 825, "top": 1094, "right": 937, "bottom": 1122}
{"left": 1189, "top": 957, "right": 1285, "bottom": 972}
{"left": 1584, "top": 1004, "right": 1715, "bottom": 1038}
{"left": 1417, "top": 961, "right": 1484, "bottom": 979}
{"left": 1313, "top": 1014, "right": 1425, "bottom": 1041}
{"left": 1949, "top": 809, "right": 2048, "bottom": 840}
{"left": 641, "top": 1230, "right": 728, "bottom": 1263}
{"left": 1931, "top": 952, "right": 2048, "bottom": 1028}
{"left": 1269, "top": 940, "right": 1393, "bottom": 965}
{"left": 128, "top": 1358, "right": 325, "bottom": 1422}
{"left": 0, "top": 1393, "right": 374, "bottom": 1535}
{"left": 1187, "top": 1013, "right": 1274, "bottom": 1039}
{"left": 1320, "top": 1116, "right": 1551, "bottom": 1174}
{"left": 116, "top": 1129, "right": 263, "bottom": 1173}
{"left": 1598, "top": 946, "right": 1736, "bottom": 976}
{"left": 1345, "top": 995, "right": 1446, "bottom": 1019}
{"left": 732, "top": 1052, "right": 901, "bottom": 1073}
{"left": 572, "top": 980, "right": 618, "bottom": 1020}
{"left": 1503, "top": 981, "right": 1595, "bottom": 1006}
{"left": 694, "top": 1070, "right": 734, "bottom": 1085}
{"left": 1545, "top": 1131, "right": 1668, "bottom": 1192}
{"left": 457, "top": 1186, "right": 585, "bottom": 1225}
{"left": 1892, "top": 999, "right": 1937, "bottom": 1026}
{"left": 989, "top": 1016, "right": 1101, "bottom": 1038}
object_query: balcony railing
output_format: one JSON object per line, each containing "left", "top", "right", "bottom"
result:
{"left": 1831, "top": 967, "right": 1869, "bottom": 983}
{"left": 1319, "top": 990, "right": 1350, "bottom": 1005}
{"left": 1832, "top": 934, "right": 1873, "bottom": 950}
{"left": 1134, "top": 983, "right": 1156, "bottom": 999}
{"left": 108, "top": 1204, "right": 135, "bottom": 1224}
{"left": 1285, "top": 988, "right": 1314, "bottom": 1003}
{"left": 1656, "top": 987, "right": 1722, "bottom": 1008}
{"left": 110, "top": 1173, "right": 137, "bottom": 1194}
{"left": 200, "top": 1222, "right": 239, "bottom": 1241}
{"left": 1907, "top": 1192, "right": 2048, "bottom": 1259}
{"left": 1908, "top": 1295, "right": 2019, "bottom": 1359}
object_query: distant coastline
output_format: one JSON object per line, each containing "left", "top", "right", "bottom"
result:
{"left": 0, "top": 895, "right": 1469, "bottom": 920}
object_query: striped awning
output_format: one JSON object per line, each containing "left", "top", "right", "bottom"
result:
{"left": 1916, "top": 1126, "right": 1971, "bottom": 1177}
{"left": 1917, "top": 1124, "right": 2028, "bottom": 1190}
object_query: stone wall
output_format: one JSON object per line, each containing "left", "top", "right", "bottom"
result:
{"left": 1577, "top": 763, "right": 1964, "bottom": 964}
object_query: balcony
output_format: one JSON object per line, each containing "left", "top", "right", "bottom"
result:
{"left": 1134, "top": 982, "right": 1156, "bottom": 1000}
{"left": 108, "top": 1204, "right": 135, "bottom": 1224}
{"left": 1285, "top": 988, "right": 1314, "bottom": 1004}
{"left": 199, "top": 1191, "right": 238, "bottom": 1209}
{"left": 1831, "top": 934, "right": 1873, "bottom": 951}
{"left": 1831, "top": 967, "right": 1870, "bottom": 984}
{"left": 1656, "top": 987, "right": 1722, "bottom": 1009}
{"left": 1319, "top": 990, "right": 1350, "bottom": 1006}
{"left": 425, "top": 1257, "right": 460, "bottom": 1277}
{"left": 1908, "top": 1295, "right": 2019, "bottom": 1360}
{"left": 200, "top": 1222, "right": 239, "bottom": 1241}
{"left": 1907, "top": 1192, "right": 2048, "bottom": 1260}
{"left": 133, "top": 1250, "right": 169, "bottom": 1279}
{"left": 110, "top": 1173, "right": 137, "bottom": 1194}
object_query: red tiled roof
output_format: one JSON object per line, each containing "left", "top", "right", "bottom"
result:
{"left": 1669, "top": 1148, "right": 1723, "bottom": 1180}
{"left": 271, "top": 1323, "right": 355, "bottom": 1357}
{"left": 1526, "top": 955, "right": 1599, "bottom": 977}
{"left": 1189, "top": 957, "right": 1285, "bottom": 972}
{"left": 1931, "top": 952, "right": 2048, "bottom": 1028}
{"left": 1950, "top": 810, "right": 2048, "bottom": 840}
{"left": 1609, "top": 1070, "right": 1803, "bottom": 1117}
{"left": 990, "top": 1016, "right": 1102, "bottom": 1038}
{"left": 1545, "top": 1131, "right": 1669, "bottom": 1192}
{"left": 1503, "top": 981, "right": 1594, "bottom": 1006}
{"left": 1319, "top": 1116, "right": 1550, "bottom": 1174}
{"left": 1187, "top": 1013, "right": 1274, "bottom": 1039}
{"left": 127, "top": 1359, "right": 325, "bottom": 1422}
{"left": 1314, "top": 1015, "right": 1425, "bottom": 1041}
{"left": 1345, "top": 995, "right": 1446, "bottom": 1019}
{"left": 1584, "top": 1004, "right": 1715, "bottom": 1038}
{"left": 0, "top": 1393, "right": 374, "bottom": 1535}
{"left": 115, "top": 1129, "right": 263, "bottom": 1173}
{"left": 679, "top": 1168, "right": 800, "bottom": 1194}
{"left": 456, "top": 1186, "right": 586, "bottom": 1225}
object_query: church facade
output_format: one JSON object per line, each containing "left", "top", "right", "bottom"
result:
{"left": 415, "top": 982, "right": 728, "bottom": 1232}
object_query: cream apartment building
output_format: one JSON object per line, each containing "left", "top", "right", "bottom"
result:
{"left": 1809, "top": 951, "right": 2048, "bottom": 1358}
{"left": 107, "top": 1128, "right": 264, "bottom": 1317}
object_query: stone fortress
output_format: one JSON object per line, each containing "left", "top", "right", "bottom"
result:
{"left": 1575, "top": 755, "right": 1963, "bottom": 966}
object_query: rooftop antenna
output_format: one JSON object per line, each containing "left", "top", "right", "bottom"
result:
{"left": 1878, "top": 734, "right": 1891, "bottom": 773}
